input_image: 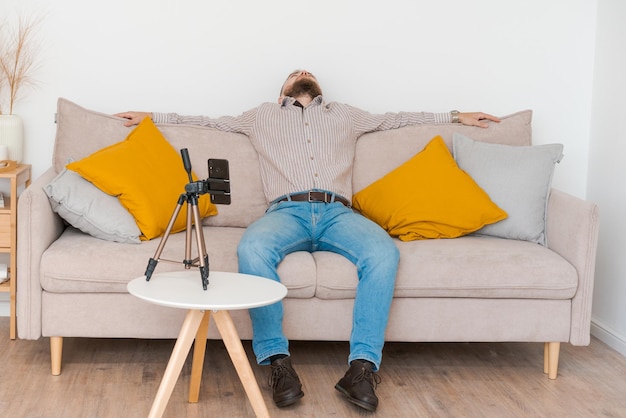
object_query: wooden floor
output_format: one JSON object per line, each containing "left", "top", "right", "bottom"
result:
{"left": 1, "top": 318, "right": 625, "bottom": 417}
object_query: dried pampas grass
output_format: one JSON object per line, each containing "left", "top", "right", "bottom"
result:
{"left": 0, "top": 14, "right": 43, "bottom": 115}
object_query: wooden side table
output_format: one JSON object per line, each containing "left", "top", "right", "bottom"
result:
{"left": 0, "top": 163, "right": 31, "bottom": 339}
{"left": 128, "top": 270, "right": 287, "bottom": 418}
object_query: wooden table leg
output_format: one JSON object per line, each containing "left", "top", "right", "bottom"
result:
{"left": 148, "top": 309, "right": 205, "bottom": 418}
{"left": 189, "top": 311, "right": 211, "bottom": 403}
{"left": 213, "top": 310, "right": 269, "bottom": 418}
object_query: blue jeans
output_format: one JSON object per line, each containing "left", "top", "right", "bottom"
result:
{"left": 237, "top": 199, "right": 399, "bottom": 371}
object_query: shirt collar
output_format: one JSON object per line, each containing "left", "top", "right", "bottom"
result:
{"left": 281, "top": 95, "right": 324, "bottom": 108}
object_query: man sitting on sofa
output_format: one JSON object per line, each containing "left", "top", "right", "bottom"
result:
{"left": 116, "top": 69, "right": 498, "bottom": 412}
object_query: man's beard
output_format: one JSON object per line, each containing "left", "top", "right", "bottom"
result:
{"left": 283, "top": 78, "right": 322, "bottom": 99}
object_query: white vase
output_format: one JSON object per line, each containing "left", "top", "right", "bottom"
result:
{"left": 0, "top": 115, "right": 24, "bottom": 163}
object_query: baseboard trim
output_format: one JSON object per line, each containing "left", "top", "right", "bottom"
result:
{"left": 591, "top": 317, "right": 626, "bottom": 357}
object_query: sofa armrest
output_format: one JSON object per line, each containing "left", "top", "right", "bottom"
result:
{"left": 546, "top": 188, "right": 600, "bottom": 346}
{"left": 17, "top": 168, "right": 65, "bottom": 339}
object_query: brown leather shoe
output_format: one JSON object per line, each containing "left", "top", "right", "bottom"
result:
{"left": 268, "top": 356, "right": 304, "bottom": 407}
{"left": 335, "top": 360, "right": 381, "bottom": 411}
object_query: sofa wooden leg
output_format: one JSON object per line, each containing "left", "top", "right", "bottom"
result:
{"left": 51, "top": 337, "right": 63, "bottom": 376}
{"left": 543, "top": 342, "right": 560, "bottom": 380}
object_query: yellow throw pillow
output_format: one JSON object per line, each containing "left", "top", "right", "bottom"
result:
{"left": 352, "top": 135, "right": 507, "bottom": 241}
{"left": 67, "top": 117, "right": 218, "bottom": 240}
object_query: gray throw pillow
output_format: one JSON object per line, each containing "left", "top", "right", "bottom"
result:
{"left": 452, "top": 133, "right": 564, "bottom": 245}
{"left": 44, "top": 167, "right": 141, "bottom": 244}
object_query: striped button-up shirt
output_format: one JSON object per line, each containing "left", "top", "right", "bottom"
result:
{"left": 152, "top": 96, "right": 450, "bottom": 203}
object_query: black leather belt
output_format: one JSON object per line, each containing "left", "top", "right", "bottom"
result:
{"left": 275, "top": 191, "right": 351, "bottom": 207}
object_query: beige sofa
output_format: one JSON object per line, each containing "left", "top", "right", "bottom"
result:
{"left": 17, "top": 99, "right": 599, "bottom": 380}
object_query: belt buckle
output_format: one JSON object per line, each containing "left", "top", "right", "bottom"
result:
{"left": 307, "top": 190, "right": 330, "bottom": 203}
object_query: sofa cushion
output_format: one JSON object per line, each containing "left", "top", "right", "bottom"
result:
{"left": 53, "top": 98, "right": 268, "bottom": 229}
{"left": 315, "top": 236, "right": 577, "bottom": 300}
{"left": 352, "top": 136, "right": 507, "bottom": 240}
{"left": 352, "top": 110, "right": 532, "bottom": 194}
{"left": 39, "top": 227, "right": 316, "bottom": 299}
{"left": 453, "top": 133, "right": 564, "bottom": 245}
{"left": 44, "top": 167, "right": 141, "bottom": 244}
{"left": 41, "top": 230, "right": 576, "bottom": 302}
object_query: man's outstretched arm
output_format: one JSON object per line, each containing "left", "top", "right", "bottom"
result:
{"left": 114, "top": 111, "right": 151, "bottom": 127}
{"left": 458, "top": 112, "right": 500, "bottom": 128}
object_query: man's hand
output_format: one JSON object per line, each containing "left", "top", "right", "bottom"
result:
{"left": 459, "top": 112, "right": 500, "bottom": 128}
{"left": 114, "top": 111, "right": 152, "bottom": 127}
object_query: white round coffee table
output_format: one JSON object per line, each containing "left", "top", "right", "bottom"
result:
{"left": 128, "top": 270, "right": 287, "bottom": 418}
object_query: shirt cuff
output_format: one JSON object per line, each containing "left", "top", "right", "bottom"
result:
{"left": 151, "top": 112, "right": 170, "bottom": 124}
{"left": 434, "top": 112, "right": 453, "bottom": 124}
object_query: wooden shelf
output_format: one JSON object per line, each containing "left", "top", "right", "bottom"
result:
{"left": 0, "top": 197, "right": 11, "bottom": 212}
{"left": 0, "top": 164, "right": 31, "bottom": 339}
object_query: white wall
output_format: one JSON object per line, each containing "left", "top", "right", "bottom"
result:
{"left": 7, "top": 0, "right": 624, "bottom": 355}
{"left": 4, "top": 0, "right": 595, "bottom": 195}
{"left": 588, "top": 0, "right": 626, "bottom": 357}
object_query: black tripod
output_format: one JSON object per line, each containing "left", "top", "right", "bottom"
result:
{"left": 144, "top": 149, "right": 215, "bottom": 290}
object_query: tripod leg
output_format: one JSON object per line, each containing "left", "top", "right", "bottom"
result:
{"left": 183, "top": 198, "right": 194, "bottom": 269}
{"left": 191, "top": 197, "right": 210, "bottom": 290}
{"left": 145, "top": 195, "right": 186, "bottom": 280}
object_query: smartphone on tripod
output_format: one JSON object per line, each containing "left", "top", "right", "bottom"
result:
{"left": 208, "top": 158, "right": 231, "bottom": 204}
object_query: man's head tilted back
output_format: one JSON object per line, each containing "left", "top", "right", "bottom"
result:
{"left": 279, "top": 70, "right": 323, "bottom": 103}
